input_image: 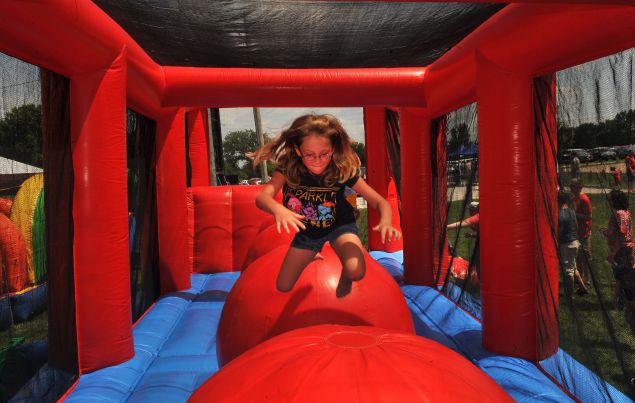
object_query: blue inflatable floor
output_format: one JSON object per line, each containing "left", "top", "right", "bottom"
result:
{"left": 65, "top": 253, "right": 631, "bottom": 402}
{"left": 66, "top": 273, "right": 240, "bottom": 402}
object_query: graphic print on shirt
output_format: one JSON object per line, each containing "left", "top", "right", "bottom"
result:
{"left": 284, "top": 186, "right": 339, "bottom": 229}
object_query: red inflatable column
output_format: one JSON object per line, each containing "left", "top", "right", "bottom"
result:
{"left": 534, "top": 74, "right": 559, "bottom": 359}
{"left": 187, "top": 109, "right": 211, "bottom": 186}
{"left": 364, "top": 108, "right": 389, "bottom": 251}
{"left": 477, "top": 53, "right": 536, "bottom": 360}
{"left": 156, "top": 109, "right": 190, "bottom": 293}
{"left": 400, "top": 108, "right": 434, "bottom": 286}
{"left": 70, "top": 50, "right": 133, "bottom": 373}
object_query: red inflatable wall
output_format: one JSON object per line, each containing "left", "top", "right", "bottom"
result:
{"left": 188, "top": 186, "right": 281, "bottom": 273}
{"left": 534, "top": 74, "right": 559, "bottom": 359}
{"left": 400, "top": 108, "right": 433, "bottom": 286}
{"left": 477, "top": 53, "right": 537, "bottom": 360}
{"left": 364, "top": 108, "right": 392, "bottom": 251}
{"left": 2, "top": 0, "right": 635, "bottom": 373}
{"left": 163, "top": 67, "right": 426, "bottom": 108}
{"left": 156, "top": 110, "right": 191, "bottom": 293}
{"left": 71, "top": 51, "right": 133, "bottom": 373}
{"left": 187, "top": 109, "right": 211, "bottom": 186}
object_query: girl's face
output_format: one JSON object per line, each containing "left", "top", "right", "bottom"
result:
{"left": 296, "top": 134, "right": 333, "bottom": 175}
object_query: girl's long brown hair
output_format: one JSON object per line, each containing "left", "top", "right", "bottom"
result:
{"left": 249, "top": 114, "right": 361, "bottom": 187}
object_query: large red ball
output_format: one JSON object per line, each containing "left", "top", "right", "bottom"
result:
{"left": 192, "top": 325, "right": 513, "bottom": 403}
{"left": 243, "top": 224, "right": 294, "bottom": 268}
{"left": 217, "top": 245, "right": 414, "bottom": 365}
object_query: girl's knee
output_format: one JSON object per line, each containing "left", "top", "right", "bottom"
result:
{"left": 344, "top": 259, "right": 366, "bottom": 281}
{"left": 276, "top": 280, "right": 293, "bottom": 293}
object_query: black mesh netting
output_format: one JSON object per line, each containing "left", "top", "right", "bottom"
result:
{"left": 0, "top": 53, "right": 76, "bottom": 401}
{"left": 432, "top": 103, "right": 481, "bottom": 316}
{"left": 540, "top": 47, "right": 635, "bottom": 400}
{"left": 91, "top": 1, "right": 504, "bottom": 69}
{"left": 126, "top": 109, "right": 160, "bottom": 323}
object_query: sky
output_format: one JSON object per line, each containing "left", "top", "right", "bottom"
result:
{"left": 219, "top": 108, "right": 366, "bottom": 144}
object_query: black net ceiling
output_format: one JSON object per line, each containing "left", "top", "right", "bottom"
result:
{"left": 92, "top": 1, "right": 505, "bottom": 68}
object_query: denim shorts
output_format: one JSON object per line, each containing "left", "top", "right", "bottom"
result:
{"left": 291, "top": 223, "right": 359, "bottom": 252}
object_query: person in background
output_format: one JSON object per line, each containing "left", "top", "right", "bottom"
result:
{"left": 625, "top": 151, "right": 635, "bottom": 194}
{"left": 446, "top": 201, "right": 480, "bottom": 291}
{"left": 570, "top": 178, "right": 592, "bottom": 292}
{"left": 447, "top": 201, "right": 479, "bottom": 237}
{"left": 570, "top": 152, "right": 581, "bottom": 180}
{"left": 610, "top": 166, "right": 622, "bottom": 189}
{"left": 601, "top": 189, "right": 635, "bottom": 341}
{"left": 558, "top": 190, "right": 588, "bottom": 297}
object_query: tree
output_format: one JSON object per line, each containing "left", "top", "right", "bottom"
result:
{"left": 447, "top": 123, "right": 471, "bottom": 154}
{"left": 557, "top": 123, "right": 575, "bottom": 151}
{"left": 222, "top": 129, "right": 271, "bottom": 180}
{"left": 0, "top": 104, "right": 42, "bottom": 167}
{"left": 351, "top": 141, "right": 366, "bottom": 166}
{"left": 572, "top": 123, "right": 599, "bottom": 149}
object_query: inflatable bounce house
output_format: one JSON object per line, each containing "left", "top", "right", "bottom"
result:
{"left": 0, "top": 1, "right": 634, "bottom": 401}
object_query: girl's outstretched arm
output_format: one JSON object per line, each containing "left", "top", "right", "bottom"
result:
{"left": 447, "top": 218, "right": 471, "bottom": 230}
{"left": 256, "top": 171, "right": 306, "bottom": 234}
{"left": 352, "top": 178, "right": 401, "bottom": 244}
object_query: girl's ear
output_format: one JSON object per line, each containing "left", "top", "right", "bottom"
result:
{"left": 294, "top": 146, "right": 302, "bottom": 157}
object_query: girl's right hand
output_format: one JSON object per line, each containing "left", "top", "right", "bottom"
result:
{"left": 274, "top": 207, "right": 306, "bottom": 234}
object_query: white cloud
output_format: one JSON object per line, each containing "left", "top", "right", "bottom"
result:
{"left": 220, "top": 107, "right": 365, "bottom": 143}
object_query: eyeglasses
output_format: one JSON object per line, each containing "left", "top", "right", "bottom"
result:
{"left": 301, "top": 151, "right": 333, "bottom": 162}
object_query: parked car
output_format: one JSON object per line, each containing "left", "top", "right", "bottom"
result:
{"left": 590, "top": 147, "right": 611, "bottom": 162}
{"left": 559, "top": 149, "right": 572, "bottom": 164}
{"left": 239, "top": 180, "right": 249, "bottom": 185}
{"left": 600, "top": 148, "right": 617, "bottom": 161}
{"left": 617, "top": 145, "right": 635, "bottom": 158}
{"left": 560, "top": 148, "right": 591, "bottom": 164}
{"left": 577, "top": 149, "right": 593, "bottom": 162}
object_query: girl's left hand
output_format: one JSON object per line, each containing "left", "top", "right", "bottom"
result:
{"left": 372, "top": 223, "right": 402, "bottom": 244}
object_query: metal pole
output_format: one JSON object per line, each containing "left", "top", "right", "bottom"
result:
{"left": 253, "top": 107, "right": 268, "bottom": 181}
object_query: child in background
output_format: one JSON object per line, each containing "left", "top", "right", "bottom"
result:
{"left": 558, "top": 190, "right": 588, "bottom": 297}
{"left": 251, "top": 114, "right": 401, "bottom": 297}
{"left": 610, "top": 166, "right": 622, "bottom": 189}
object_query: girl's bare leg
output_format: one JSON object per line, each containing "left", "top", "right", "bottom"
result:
{"left": 276, "top": 247, "right": 319, "bottom": 292}
{"left": 331, "top": 233, "right": 366, "bottom": 297}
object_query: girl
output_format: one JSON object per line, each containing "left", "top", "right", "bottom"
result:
{"left": 250, "top": 114, "right": 401, "bottom": 297}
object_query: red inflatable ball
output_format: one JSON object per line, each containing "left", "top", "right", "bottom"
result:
{"left": 243, "top": 224, "right": 294, "bottom": 268}
{"left": 0, "top": 213, "right": 28, "bottom": 292}
{"left": 0, "top": 198, "right": 12, "bottom": 216}
{"left": 191, "top": 325, "right": 513, "bottom": 403}
{"left": 217, "top": 245, "right": 414, "bottom": 366}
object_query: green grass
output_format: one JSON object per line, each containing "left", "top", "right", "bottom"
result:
{"left": 446, "top": 202, "right": 477, "bottom": 260}
{"left": 558, "top": 194, "right": 635, "bottom": 394}
{"left": 560, "top": 160, "right": 625, "bottom": 188}
{"left": 357, "top": 208, "right": 368, "bottom": 250}
{"left": 0, "top": 311, "right": 48, "bottom": 347}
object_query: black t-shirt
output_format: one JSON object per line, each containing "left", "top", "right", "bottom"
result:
{"left": 283, "top": 173, "right": 360, "bottom": 239}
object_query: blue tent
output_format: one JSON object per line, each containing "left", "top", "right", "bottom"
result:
{"left": 448, "top": 144, "right": 478, "bottom": 160}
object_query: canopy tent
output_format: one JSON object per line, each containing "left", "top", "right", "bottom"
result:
{"left": 0, "top": 157, "right": 42, "bottom": 175}
{"left": 448, "top": 144, "right": 478, "bottom": 160}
